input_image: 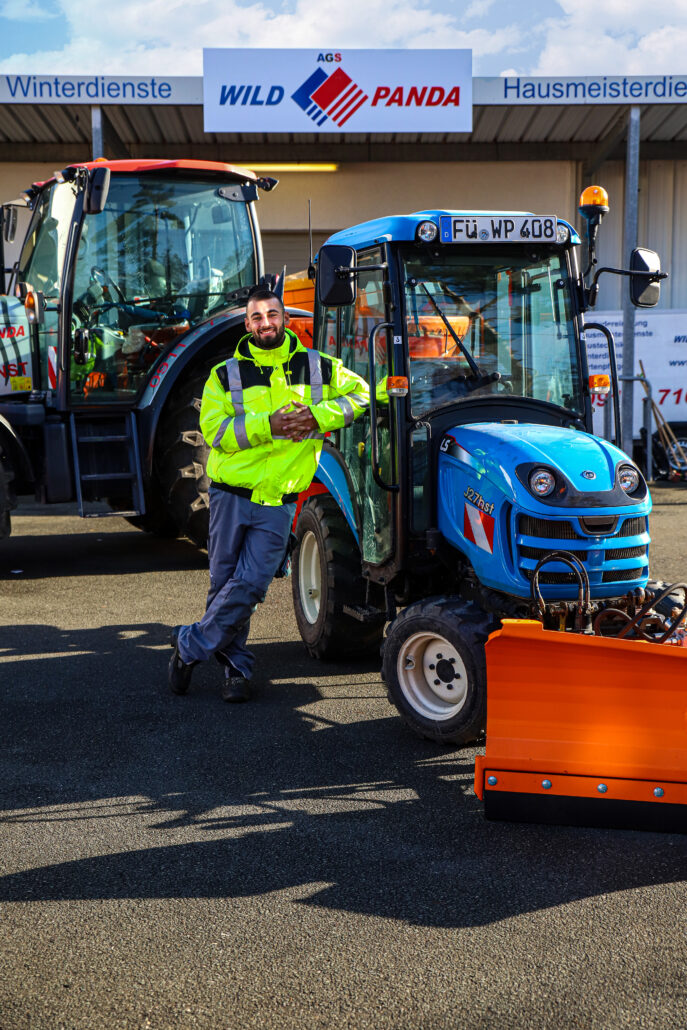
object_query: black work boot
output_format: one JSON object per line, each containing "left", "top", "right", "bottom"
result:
{"left": 221, "top": 671, "right": 251, "bottom": 703}
{"left": 168, "top": 641, "right": 195, "bottom": 695}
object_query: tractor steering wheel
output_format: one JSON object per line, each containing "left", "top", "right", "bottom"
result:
{"left": 91, "top": 266, "right": 126, "bottom": 303}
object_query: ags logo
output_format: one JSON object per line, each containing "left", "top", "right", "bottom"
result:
{"left": 291, "top": 63, "right": 462, "bottom": 127}
{"left": 292, "top": 65, "right": 368, "bottom": 127}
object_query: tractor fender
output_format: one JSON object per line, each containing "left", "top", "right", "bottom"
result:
{"left": 314, "top": 446, "right": 359, "bottom": 545}
{"left": 0, "top": 413, "right": 34, "bottom": 485}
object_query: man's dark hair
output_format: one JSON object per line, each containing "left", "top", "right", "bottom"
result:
{"left": 247, "top": 287, "right": 284, "bottom": 310}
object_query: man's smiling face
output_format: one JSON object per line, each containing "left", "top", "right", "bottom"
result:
{"left": 245, "top": 297, "right": 286, "bottom": 349}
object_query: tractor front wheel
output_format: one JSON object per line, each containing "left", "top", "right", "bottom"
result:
{"left": 382, "top": 598, "right": 499, "bottom": 745}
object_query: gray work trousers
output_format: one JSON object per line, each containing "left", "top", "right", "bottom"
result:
{"left": 177, "top": 486, "right": 295, "bottom": 678}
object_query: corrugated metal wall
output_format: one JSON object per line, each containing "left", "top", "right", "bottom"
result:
{"left": 261, "top": 231, "right": 331, "bottom": 279}
{"left": 594, "top": 159, "right": 687, "bottom": 311}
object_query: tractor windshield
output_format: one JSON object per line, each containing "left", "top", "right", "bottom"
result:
{"left": 72, "top": 173, "right": 256, "bottom": 327}
{"left": 401, "top": 245, "right": 583, "bottom": 417}
{"left": 68, "top": 173, "right": 257, "bottom": 403}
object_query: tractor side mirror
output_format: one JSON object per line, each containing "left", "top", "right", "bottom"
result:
{"left": 84, "top": 167, "right": 111, "bottom": 215}
{"left": 630, "top": 247, "right": 662, "bottom": 307}
{"left": 73, "top": 327, "right": 92, "bottom": 365}
{"left": 317, "top": 245, "right": 357, "bottom": 307}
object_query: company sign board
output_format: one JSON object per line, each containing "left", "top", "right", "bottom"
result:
{"left": 2, "top": 72, "right": 686, "bottom": 111}
{"left": 203, "top": 49, "right": 472, "bottom": 133}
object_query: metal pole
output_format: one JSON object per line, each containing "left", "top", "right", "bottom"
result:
{"left": 91, "top": 105, "right": 104, "bottom": 161}
{"left": 619, "top": 374, "right": 653, "bottom": 481}
{"left": 642, "top": 395, "right": 653, "bottom": 483}
{"left": 603, "top": 394, "right": 612, "bottom": 441}
{"left": 621, "top": 106, "right": 641, "bottom": 455}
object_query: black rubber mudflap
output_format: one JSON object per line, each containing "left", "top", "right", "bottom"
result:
{"left": 484, "top": 790, "right": 687, "bottom": 834}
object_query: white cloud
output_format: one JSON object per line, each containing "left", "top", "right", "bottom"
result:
{"left": 0, "top": 0, "right": 522, "bottom": 73}
{"left": 0, "top": 0, "right": 685, "bottom": 76}
{"left": 464, "top": 0, "right": 495, "bottom": 18}
{"left": 530, "top": 0, "right": 687, "bottom": 75}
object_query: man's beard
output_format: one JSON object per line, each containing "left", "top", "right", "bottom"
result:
{"left": 252, "top": 324, "right": 286, "bottom": 350}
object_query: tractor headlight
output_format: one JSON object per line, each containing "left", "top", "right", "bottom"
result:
{"left": 618, "top": 464, "right": 640, "bottom": 493}
{"left": 416, "top": 220, "right": 438, "bottom": 243}
{"left": 529, "top": 468, "right": 556, "bottom": 497}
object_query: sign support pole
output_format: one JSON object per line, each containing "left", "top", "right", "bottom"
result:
{"left": 91, "top": 105, "right": 104, "bottom": 161}
{"left": 621, "top": 105, "right": 640, "bottom": 455}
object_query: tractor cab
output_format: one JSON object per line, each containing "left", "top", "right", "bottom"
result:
{"left": 313, "top": 211, "right": 598, "bottom": 585}
{"left": 1, "top": 160, "right": 263, "bottom": 407}
{"left": 0, "top": 159, "right": 278, "bottom": 535}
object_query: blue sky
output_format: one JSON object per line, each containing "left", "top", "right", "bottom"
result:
{"left": 0, "top": 0, "right": 686, "bottom": 76}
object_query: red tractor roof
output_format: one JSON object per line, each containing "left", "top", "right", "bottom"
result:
{"left": 33, "top": 158, "right": 258, "bottom": 190}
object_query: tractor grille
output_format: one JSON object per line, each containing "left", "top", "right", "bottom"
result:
{"left": 602, "top": 567, "right": 645, "bottom": 583}
{"left": 518, "top": 516, "right": 582, "bottom": 540}
{"left": 618, "top": 516, "right": 647, "bottom": 537}
{"left": 524, "top": 569, "right": 582, "bottom": 585}
{"left": 606, "top": 545, "right": 646, "bottom": 560}
{"left": 520, "top": 544, "right": 588, "bottom": 562}
{"left": 517, "top": 512, "right": 648, "bottom": 594}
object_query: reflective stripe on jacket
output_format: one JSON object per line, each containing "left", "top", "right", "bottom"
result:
{"left": 200, "top": 328, "right": 370, "bottom": 506}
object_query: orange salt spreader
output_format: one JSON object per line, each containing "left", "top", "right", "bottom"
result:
{"left": 474, "top": 614, "right": 687, "bottom": 833}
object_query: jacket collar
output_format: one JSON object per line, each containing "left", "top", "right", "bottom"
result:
{"left": 236, "top": 327, "right": 301, "bottom": 361}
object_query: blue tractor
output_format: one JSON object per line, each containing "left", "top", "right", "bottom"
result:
{"left": 291, "top": 189, "right": 668, "bottom": 745}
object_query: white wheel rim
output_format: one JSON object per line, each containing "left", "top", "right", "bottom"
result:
{"left": 298, "top": 530, "right": 322, "bottom": 625}
{"left": 396, "top": 631, "right": 469, "bottom": 721}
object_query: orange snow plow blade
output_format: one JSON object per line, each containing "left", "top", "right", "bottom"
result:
{"left": 474, "top": 620, "right": 687, "bottom": 833}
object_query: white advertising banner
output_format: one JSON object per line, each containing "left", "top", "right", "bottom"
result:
{"left": 474, "top": 75, "right": 687, "bottom": 106}
{"left": 584, "top": 311, "right": 687, "bottom": 437}
{"left": 203, "top": 49, "right": 472, "bottom": 133}
{"left": 0, "top": 75, "right": 200, "bottom": 105}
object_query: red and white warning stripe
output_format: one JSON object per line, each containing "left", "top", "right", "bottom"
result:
{"left": 48, "top": 346, "right": 57, "bottom": 389}
{"left": 463, "top": 502, "right": 495, "bottom": 554}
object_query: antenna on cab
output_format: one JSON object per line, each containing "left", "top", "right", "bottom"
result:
{"left": 307, "top": 199, "right": 315, "bottom": 280}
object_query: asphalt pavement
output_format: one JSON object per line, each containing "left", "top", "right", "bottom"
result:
{"left": 1, "top": 486, "right": 687, "bottom": 1029}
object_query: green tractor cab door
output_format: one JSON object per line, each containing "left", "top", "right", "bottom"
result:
{"left": 336, "top": 248, "right": 395, "bottom": 567}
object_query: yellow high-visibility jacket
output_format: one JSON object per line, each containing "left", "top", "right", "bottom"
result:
{"left": 200, "top": 329, "right": 369, "bottom": 506}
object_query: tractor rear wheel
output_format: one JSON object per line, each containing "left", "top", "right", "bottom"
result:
{"left": 292, "top": 495, "right": 385, "bottom": 660}
{"left": 154, "top": 366, "right": 213, "bottom": 548}
{"left": 382, "top": 598, "right": 499, "bottom": 746}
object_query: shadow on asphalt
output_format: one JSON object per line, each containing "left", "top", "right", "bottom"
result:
{"left": 2, "top": 618, "right": 687, "bottom": 929}
{"left": 0, "top": 526, "right": 208, "bottom": 579}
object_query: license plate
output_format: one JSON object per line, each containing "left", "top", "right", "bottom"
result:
{"left": 439, "top": 215, "right": 558, "bottom": 244}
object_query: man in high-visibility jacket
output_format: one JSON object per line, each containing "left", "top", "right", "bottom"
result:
{"left": 169, "top": 287, "right": 369, "bottom": 701}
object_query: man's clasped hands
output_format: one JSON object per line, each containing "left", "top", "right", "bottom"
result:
{"left": 269, "top": 402, "right": 318, "bottom": 442}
